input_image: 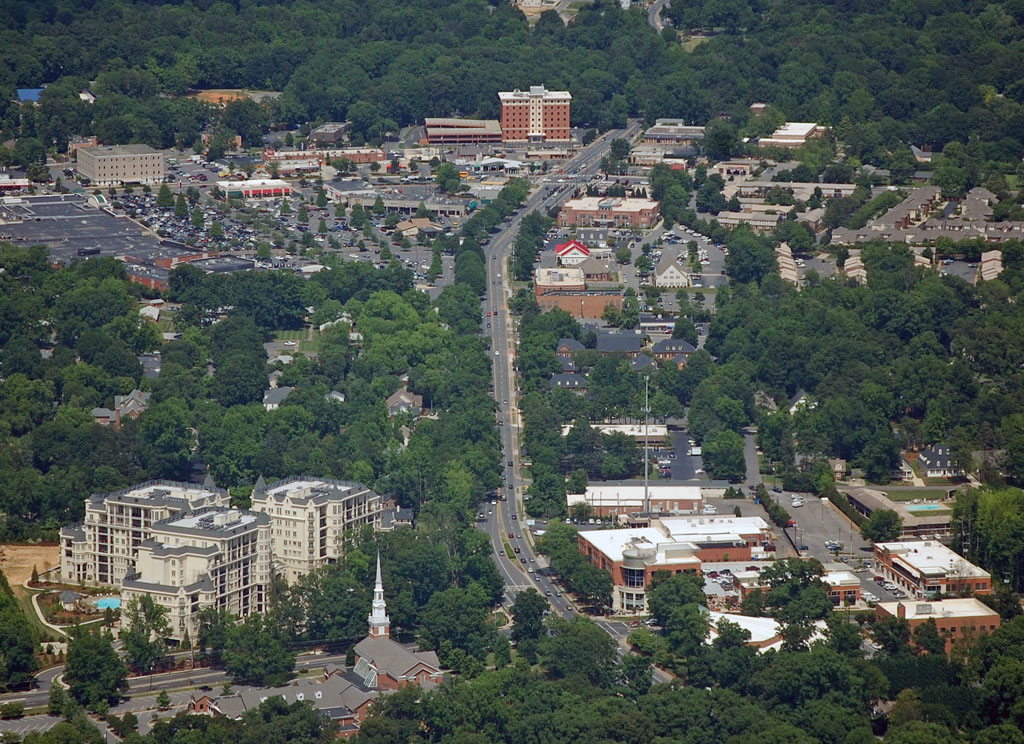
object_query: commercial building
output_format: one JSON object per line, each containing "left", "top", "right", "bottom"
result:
{"left": 76, "top": 144, "right": 165, "bottom": 187}
{"left": 822, "top": 570, "right": 862, "bottom": 605}
{"left": 557, "top": 196, "right": 660, "bottom": 229}
{"left": 568, "top": 483, "right": 702, "bottom": 517}
{"left": 555, "top": 240, "right": 590, "bottom": 266}
{"left": 61, "top": 481, "right": 230, "bottom": 586}
{"left": 875, "top": 599, "right": 1001, "bottom": 653}
{"left": 560, "top": 423, "right": 669, "bottom": 446}
{"left": 577, "top": 515, "right": 772, "bottom": 613}
{"left": 309, "top": 122, "right": 350, "bottom": 145}
{"left": 216, "top": 179, "right": 292, "bottom": 199}
{"left": 759, "top": 122, "right": 823, "bottom": 149}
{"left": 874, "top": 541, "right": 991, "bottom": 599}
{"left": 121, "top": 507, "right": 272, "bottom": 641}
{"left": 423, "top": 118, "right": 503, "bottom": 145}
{"left": 498, "top": 86, "right": 572, "bottom": 143}
{"left": 249, "top": 476, "right": 384, "bottom": 584}
{"left": 641, "top": 119, "right": 705, "bottom": 146}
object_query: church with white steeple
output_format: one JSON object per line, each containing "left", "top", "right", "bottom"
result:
{"left": 367, "top": 553, "right": 390, "bottom": 639}
{"left": 350, "top": 553, "right": 444, "bottom": 690}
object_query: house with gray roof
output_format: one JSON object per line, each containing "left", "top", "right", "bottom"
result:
{"left": 651, "top": 338, "right": 695, "bottom": 361}
{"left": 263, "top": 386, "right": 293, "bottom": 411}
{"left": 596, "top": 331, "right": 644, "bottom": 357}
{"left": 549, "top": 373, "right": 587, "bottom": 392}
{"left": 917, "top": 444, "right": 963, "bottom": 479}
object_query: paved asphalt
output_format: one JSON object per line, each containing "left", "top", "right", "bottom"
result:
{"left": 479, "top": 120, "right": 673, "bottom": 683}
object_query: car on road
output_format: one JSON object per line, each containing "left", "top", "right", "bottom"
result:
{"left": 796, "top": 544, "right": 809, "bottom": 551}
{"left": 508, "top": 531, "right": 515, "bottom": 538}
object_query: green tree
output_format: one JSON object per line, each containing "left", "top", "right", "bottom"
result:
{"left": 223, "top": 614, "right": 295, "bottom": 687}
{"left": 511, "top": 589, "right": 548, "bottom": 643}
{"left": 65, "top": 628, "right": 128, "bottom": 711}
{"left": 121, "top": 595, "right": 169, "bottom": 673}
{"left": 174, "top": 193, "right": 189, "bottom": 218}
{"left": 191, "top": 206, "right": 205, "bottom": 228}
{"left": 210, "top": 221, "right": 225, "bottom": 240}
{"left": 860, "top": 509, "right": 903, "bottom": 543}
{"left": 647, "top": 571, "right": 706, "bottom": 626}
{"left": 435, "top": 162, "right": 461, "bottom": 194}
{"left": 540, "top": 615, "right": 618, "bottom": 687}
{"left": 156, "top": 690, "right": 171, "bottom": 710}
{"left": 156, "top": 183, "right": 174, "bottom": 208}
{"left": 703, "top": 429, "right": 746, "bottom": 481}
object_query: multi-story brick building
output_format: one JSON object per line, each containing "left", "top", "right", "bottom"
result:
{"left": 874, "top": 540, "right": 991, "bottom": 599}
{"left": 121, "top": 508, "right": 272, "bottom": 641}
{"left": 558, "top": 196, "right": 660, "bottom": 229}
{"left": 61, "top": 481, "right": 230, "bottom": 587}
{"left": 577, "top": 516, "right": 772, "bottom": 613}
{"left": 249, "top": 476, "right": 384, "bottom": 584}
{"left": 76, "top": 144, "right": 165, "bottom": 187}
{"left": 876, "top": 598, "right": 1001, "bottom": 653}
{"left": 498, "top": 86, "right": 572, "bottom": 143}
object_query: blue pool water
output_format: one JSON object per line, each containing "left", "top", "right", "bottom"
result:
{"left": 93, "top": 597, "right": 121, "bottom": 610}
{"left": 905, "top": 504, "right": 947, "bottom": 512}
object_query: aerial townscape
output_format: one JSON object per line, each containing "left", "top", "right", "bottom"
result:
{"left": 3, "top": 1, "right": 1024, "bottom": 743}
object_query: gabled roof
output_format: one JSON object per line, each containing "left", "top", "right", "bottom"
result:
{"left": 556, "top": 338, "right": 585, "bottom": 352}
{"left": 578, "top": 257, "right": 611, "bottom": 274}
{"left": 549, "top": 373, "right": 586, "bottom": 389}
{"left": 631, "top": 354, "right": 657, "bottom": 371}
{"left": 652, "top": 338, "right": 695, "bottom": 354}
{"left": 555, "top": 240, "right": 590, "bottom": 258}
{"left": 354, "top": 636, "right": 441, "bottom": 679}
{"left": 918, "top": 445, "right": 955, "bottom": 470}
{"left": 596, "top": 332, "right": 643, "bottom": 353}
{"left": 263, "top": 386, "right": 294, "bottom": 405}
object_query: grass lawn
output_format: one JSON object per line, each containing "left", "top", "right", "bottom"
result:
{"left": 273, "top": 329, "right": 307, "bottom": 341}
{"left": 14, "top": 590, "right": 62, "bottom": 643}
{"left": 884, "top": 489, "right": 952, "bottom": 502}
{"left": 681, "top": 36, "right": 710, "bottom": 52}
{"left": 298, "top": 338, "right": 322, "bottom": 354}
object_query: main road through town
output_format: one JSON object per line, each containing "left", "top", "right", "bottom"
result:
{"left": 480, "top": 120, "right": 671, "bottom": 682}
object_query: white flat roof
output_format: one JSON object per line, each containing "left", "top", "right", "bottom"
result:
{"left": 707, "top": 611, "right": 779, "bottom": 645}
{"left": 878, "top": 541, "right": 989, "bottom": 579}
{"left": 877, "top": 598, "right": 999, "bottom": 620}
{"left": 536, "top": 267, "right": 584, "bottom": 284}
{"left": 770, "top": 122, "right": 819, "bottom": 138}
{"left": 578, "top": 528, "right": 682, "bottom": 564}
{"left": 659, "top": 515, "right": 769, "bottom": 538}
{"left": 560, "top": 423, "right": 669, "bottom": 438}
{"left": 562, "top": 196, "right": 659, "bottom": 213}
{"left": 823, "top": 570, "right": 860, "bottom": 587}
{"left": 569, "top": 484, "right": 701, "bottom": 508}
{"left": 218, "top": 178, "right": 291, "bottom": 189}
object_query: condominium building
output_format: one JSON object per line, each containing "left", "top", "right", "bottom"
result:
{"left": 249, "top": 476, "right": 384, "bottom": 584}
{"left": 121, "top": 508, "right": 272, "bottom": 641}
{"left": 76, "top": 144, "right": 166, "bottom": 187}
{"left": 498, "top": 86, "right": 572, "bottom": 143}
{"left": 60, "top": 481, "right": 230, "bottom": 586}
{"left": 557, "top": 196, "right": 660, "bottom": 229}
{"left": 874, "top": 540, "right": 991, "bottom": 599}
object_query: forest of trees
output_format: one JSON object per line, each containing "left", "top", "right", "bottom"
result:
{"left": 2, "top": 0, "right": 1024, "bottom": 177}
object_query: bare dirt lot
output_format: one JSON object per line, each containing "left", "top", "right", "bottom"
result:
{"left": 0, "top": 544, "right": 61, "bottom": 590}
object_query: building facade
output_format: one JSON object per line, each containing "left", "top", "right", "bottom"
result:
{"left": 423, "top": 118, "right": 503, "bottom": 145}
{"left": 558, "top": 196, "right": 660, "bottom": 229}
{"left": 498, "top": 87, "right": 572, "bottom": 143}
{"left": 121, "top": 508, "right": 272, "bottom": 641}
{"left": 874, "top": 541, "right": 991, "bottom": 599}
{"left": 76, "top": 144, "right": 165, "bottom": 187}
{"left": 249, "top": 476, "right": 383, "bottom": 584}
{"left": 876, "top": 599, "right": 1001, "bottom": 653}
{"left": 61, "top": 481, "right": 230, "bottom": 586}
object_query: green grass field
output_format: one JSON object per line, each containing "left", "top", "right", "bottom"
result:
{"left": 273, "top": 329, "right": 307, "bottom": 341}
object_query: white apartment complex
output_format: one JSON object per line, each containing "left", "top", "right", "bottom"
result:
{"left": 76, "top": 144, "right": 166, "bottom": 186}
{"left": 121, "top": 508, "right": 272, "bottom": 641}
{"left": 249, "top": 476, "right": 384, "bottom": 584}
{"left": 61, "top": 481, "right": 230, "bottom": 586}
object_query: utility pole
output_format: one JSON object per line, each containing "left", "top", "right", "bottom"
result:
{"left": 643, "top": 375, "right": 650, "bottom": 514}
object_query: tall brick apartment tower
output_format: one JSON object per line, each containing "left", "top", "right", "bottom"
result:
{"left": 498, "top": 86, "right": 572, "bottom": 144}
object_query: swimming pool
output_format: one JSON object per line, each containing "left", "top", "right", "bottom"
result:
{"left": 905, "top": 504, "right": 949, "bottom": 513}
{"left": 93, "top": 597, "right": 121, "bottom": 610}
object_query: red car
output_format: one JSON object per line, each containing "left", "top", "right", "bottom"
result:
{"left": 508, "top": 532, "right": 515, "bottom": 539}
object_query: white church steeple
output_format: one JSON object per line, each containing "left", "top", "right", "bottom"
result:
{"left": 368, "top": 552, "right": 390, "bottom": 639}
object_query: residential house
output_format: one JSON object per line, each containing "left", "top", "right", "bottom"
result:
{"left": 596, "top": 331, "right": 644, "bottom": 357}
{"left": 829, "top": 459, "right": 847, "bottom": 480}
{"left": 549, "top": 373, "right": 587, "bottom": 392}
{"left": 555, "top": 338, "right": 585, "bottom": 358}
{"left": 91, "top": 389, "right": 152, "bottom": 427}
{"left": 262, "top": 386, "right": 293, "bottom": 411}
{"left": 630, "top": 354, "right": 657, "bottom": 373}
{"left": 788, "top": 389, "right": 813, "bottom": 414}
{"left": 651, "top": 338, "right": 695, "bottom": 362}
{"left": 917, "top": 444, "right": 963, "bottom": 479}
{"left": 386, "top": 387, "right": 423, "bottom": 417}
